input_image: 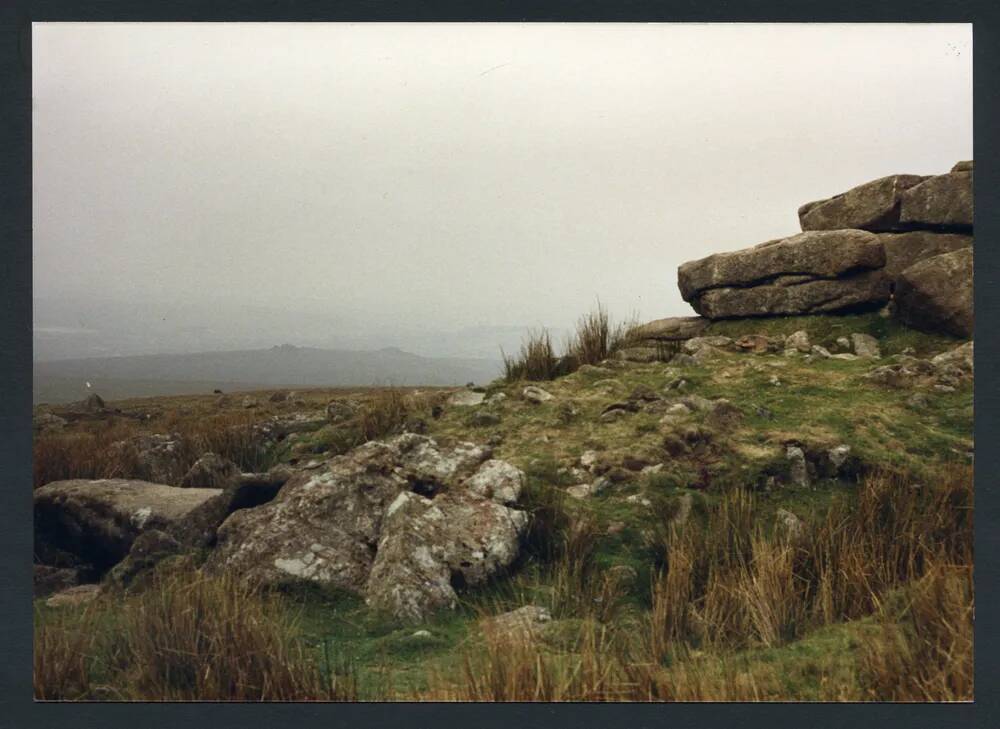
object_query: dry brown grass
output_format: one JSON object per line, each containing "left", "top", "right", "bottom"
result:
{"left": 566, "top": 301, "right": 637, "bottom": 368}
{"left": 34, "top": 568, "right": 356, "bottom": 701}
{"left": 859, "top": 562, "right": 973, "bottom": 701}
{"left": 502, "top": 329, "right": 559, "bottom": 382}
{"left": 423, "top": 466, "right": 973, "bottom": 701}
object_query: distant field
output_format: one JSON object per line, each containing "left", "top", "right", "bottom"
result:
{"left": 32, "top": 376, "right": 306, "bottom": 406}
{"left": 33, "top": 345, "right": 502, "bottom": 405}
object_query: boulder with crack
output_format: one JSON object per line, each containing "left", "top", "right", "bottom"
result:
{"left": 678, "top": 230, "right": 890, "bottom": 319}
{"left": 205, "top": 434, "right": 528, "bottom": 623}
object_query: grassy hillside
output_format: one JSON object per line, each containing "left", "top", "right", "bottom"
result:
{"left": 33, "top": 313, "right": 973, "bottom": 701}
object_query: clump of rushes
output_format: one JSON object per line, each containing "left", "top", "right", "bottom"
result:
{"left": 502, "top": 302, "right": 638, "bottom": 383}
{"left": 501, "top": 329, "right": 558, "bottom": 382}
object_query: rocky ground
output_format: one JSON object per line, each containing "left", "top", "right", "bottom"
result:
{"left": 32, "top": 161, "right": 974, "bottom": 701}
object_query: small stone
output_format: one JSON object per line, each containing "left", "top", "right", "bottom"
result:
{"left": 811, "top": 345, "right": 832, "bottom": 358}
{"left": 769, "top": 375, "right": 782, "bottom": 386}
{"left": 776, "top": 509, "right": 805, "bottom": 539}
{"left": 448, "top": 390, "right": 487, "bottom": 407}
{"left": 522, "top": 386, "right": 554, "bottom": 404}
{"left": 835, "top": 336, "right": 851, "bottom": 351}
{"left": 411, "top": 629, "right": 432, "bottom": 638}
{"left": 786, "top": 445, "right": 809, "bottom": 487}
{"left": 851, "top": 333, "right": 881, "bottom": 359}
{"left": 785, "top": 330, "right": 811, "bottom": 354}
{"left": 45, "top": 584, "right": 101, "bottom": 608}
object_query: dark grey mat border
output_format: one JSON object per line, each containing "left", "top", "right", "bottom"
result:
{"left": 1, "top": 2, "right": 997, "bottom": 728}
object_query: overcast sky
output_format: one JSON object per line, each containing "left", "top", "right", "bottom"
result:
{"left": 33, "top": 22, "right": 972, "bottom": 354}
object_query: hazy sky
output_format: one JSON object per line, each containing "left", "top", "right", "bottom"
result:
{"left": 33, "top": 22, "right": 972, "bottom": 350}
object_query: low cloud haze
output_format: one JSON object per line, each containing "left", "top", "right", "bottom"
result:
{"left": 33, "top": 22, "right": 972, "bottom": 361}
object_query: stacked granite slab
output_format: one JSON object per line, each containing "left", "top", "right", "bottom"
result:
{"left": 677, "top": 161, "right": 972, "bottom": 336}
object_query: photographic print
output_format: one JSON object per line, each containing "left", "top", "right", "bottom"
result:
{"left": 31, "top": 22, "right": 973, "bottom": 702}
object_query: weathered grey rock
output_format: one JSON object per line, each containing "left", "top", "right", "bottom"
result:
{"left": 735, "top": 334, "right": 782, "bottom": 354}
{"left": 34, "top": 479, "right": 221, "bottom": 571}
{"left": 786, "top": 446, "right": 809, "bottom": 487}
{"left": 693, "top": 269, "right": 890, "bottom": 319}
{"left": 522, "top": 386, "right": 554, "bottom": 404}
{"left": 628, "top": 316, "right": 710, "bottom": 342}
{"left": 464, "top": 459, "right": 524, "bottom": 505}
{"left": 448, "top": 390, "right": 486, "bottom": 407}
{"left": 850, "top": 333, "right": 881, "bottom": 359}
{"left": 952, "top": 160, "right": 973, "bottom": 173}
{"left": 776, "top": 509, "right": 805, "bottom": 539}
{"left": 364, "top": 489, "right": 527, "bottom": 623}
{"left": 931, "top": 341, "right": 973, "bottom": 374}
{"left": 679, "top": 230, "right": 885, "bottom": 301}
{"left": 180, "top": 453, "right": 242, "bottom": 489}
{"left": 894, "top": 248, "right": 973, "bottom": 337}
{"left": 80, "top": 393, "right": 106, "bottom": 413}
{"left": 45, "top": 584, "right": 102, "bottom": 608}
{"left": 111, "top": 433, "right": 188, "bottom": 485}
{"left": 480, "top": 606, "right": 552, "bottom": 642}
{"left": 326, "top": 399, "right": 358, "bottom": 424}
{"left": 899, "top": 170, "right": 973, "bottom": 229}
{"left": 107, "top": 529, "right": 181, "bottom": 589}
{"left": 269, "top": 391, "right": 290, "bottom": 403}
{"left": 879, "top": 231, "right": 973, "bottom": 279}
{"left": 798, "top": 174, "right": 928, "bottom": 231}
{"left": 811, "top": 345, "right": 832, "bottom": 358}
{"left": 206, "top": 434, "right": 526, "bottom": 622}
{"left": 169, "top": 467, "right": 290, "bottom": 548}
{"left": 242, "top": 397, "right": 259, "bottom": 409}
{"left": 614, "top": 346, "right": 665, "bottom": 363}
{"left": 784, "top": 330, "right": 811, "bottom": 354}
{"left": 682, "top": 336, "right": 735, "bottom": 354}
{"left": 828, "top": 445, "right": 852, "bottom": 473}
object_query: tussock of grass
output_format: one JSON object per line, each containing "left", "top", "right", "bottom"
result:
{"left": 34, "top": 568, "right": 357, "bottom": 701}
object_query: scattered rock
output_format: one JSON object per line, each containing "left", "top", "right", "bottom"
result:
{"left": 180, "top": 453, "right": 242, "bottom": 489}
{"left": 448, "top": 390, "right": 487, "bottom": 407}
{"left": 45, "top": 583, "right": 102, "bottom": 608}
{"left": 784, "top": 330, "right": 811, "bottom": 354}
{"left": 522, "top": 386, "right": 554, "bottom": 404}
{"left": 469, "top": 410, "right": 501, "bottom": 427}
{"left": 269, "top": 391, "right": 290, "bottom": 403}
{"left": 242, "top": 397, "right": 259, "bottom": 409}
{"left": 830, "top": 353, "right": 858, "bottom": 361}
{"left": 33, "top": 412, "right": 68, "bottom": 432}
{"left": 480, "top": 606, "right": 552, "bottom": 643}
{"left": 107, "top": 529, "right": 181, "bottom": 589}
{"left": 463, "top": 460, "right": 525, "bottom": 504}
{"left": 811, "top": 345, "right": 832, "bottom": 358}
{"left": 850, "top": 333, "right": 881, "bottom": 359}
{"left": 326, "top": 399, "right": 358, "bottom": 424}
{"left": 835, "top": 336, "right": 851, "bottom": 351}
{"left": 786, "top": 446, "right": 809, "bottom": 487}
{"left": 735, "top": 334, "right": 781, "bottom": 353}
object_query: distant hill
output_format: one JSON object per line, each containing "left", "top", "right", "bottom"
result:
{"left": 33, "top": 345, "right": 501, "bottom": 405}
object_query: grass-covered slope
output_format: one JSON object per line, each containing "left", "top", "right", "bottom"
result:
{"left": 33, "top": 313, "right": 973, "bottom": 701}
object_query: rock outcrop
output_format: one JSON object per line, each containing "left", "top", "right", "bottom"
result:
{"left": 798, "top": 174, "right": 928, "bottom": 232}
{"left": 678, "top": 230, "right": 890, "bottom": 318}
{"left": 676, "top": 161, "right": 973, "bottom": 331}
{"left": 899, "top": 167, "right": 973, "bottom": 229}
{"left": 205, "top": 434, "right": 528, "bottom": 623}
